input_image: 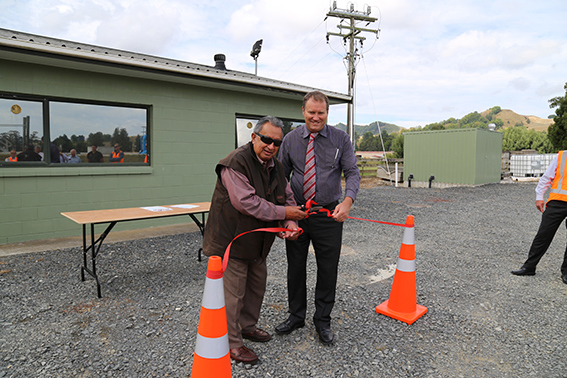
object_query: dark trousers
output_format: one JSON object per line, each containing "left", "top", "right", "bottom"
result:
{"left": 523, "top": 200, "right": 567, "bottom": 275}
{"left": 285, "top": 212, "right": 343, "bottom": 328}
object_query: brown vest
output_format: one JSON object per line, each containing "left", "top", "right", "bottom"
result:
{"left": 203, "top": 143, "right": 287, "bottom": 262}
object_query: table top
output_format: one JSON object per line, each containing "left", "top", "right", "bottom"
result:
{"left": 61, "top": 202, "right": 210, "bottom": 225}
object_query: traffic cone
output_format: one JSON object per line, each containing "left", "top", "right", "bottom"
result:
{"left": 190, "top": 256, "right": 231, "bottom": 377}
{"left": 375, "top": 215, "right": 428, "bottom": 325}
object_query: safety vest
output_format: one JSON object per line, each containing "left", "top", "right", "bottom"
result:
{"left": 8, "top": 156, "right": 17, "bottom": 162}
{"left": 111, "top": 151, "right": 124, "bottom": 163}
{"left": 548, "top": 151, "right": 567, "bottom": 203}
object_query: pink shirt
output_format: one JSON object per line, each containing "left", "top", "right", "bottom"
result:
{"left": 220, "top": 160, "right": 297, "bottom": 229}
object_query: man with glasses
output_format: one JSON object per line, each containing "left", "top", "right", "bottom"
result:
{"left": 109, "top": 144, "right": 124, "bottom": 163}
{"left": 203, "top": 116, "right": 307, "bottom": 364}
{"left": 276, "top": 91, "right": 360, "bottom": 344}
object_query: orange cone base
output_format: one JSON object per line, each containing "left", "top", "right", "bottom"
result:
{"left": 375, "top": 300, "right": 428, "bottom": 325}
{"left": 191, "top": 353, "right": 231, "bottom": 378}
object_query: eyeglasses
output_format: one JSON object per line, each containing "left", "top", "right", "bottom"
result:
{"left": 255, "top": 133, "right": 282, "bottom": 147}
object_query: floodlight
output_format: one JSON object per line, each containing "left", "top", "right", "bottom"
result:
{"left": 250, "top": 39, "right": 263, "bottom": 59}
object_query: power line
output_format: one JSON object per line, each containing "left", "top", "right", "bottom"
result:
{"left": 268, "top": 20, "right": 326, "bottom": 79}
{"left": 325, "top": 1, "right": 380, "bottom": 145}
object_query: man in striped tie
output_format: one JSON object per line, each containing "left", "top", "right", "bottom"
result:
{"left": 276, "top": 91, "right": 360, "bottom": 344}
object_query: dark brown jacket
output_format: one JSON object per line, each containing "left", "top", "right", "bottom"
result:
{"left": 203, "top": 142, "right": 287, "bottom": 262}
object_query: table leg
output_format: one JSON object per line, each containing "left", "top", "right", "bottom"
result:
{"left": 79, "top": 221, "right": 117, "bottom": 298}
{"left": 188, "top": 212, "right": 206, "bottom": 261}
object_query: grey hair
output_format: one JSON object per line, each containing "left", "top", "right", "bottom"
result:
{"left": 253, "top": 116, "right": 284, "bottom": 134}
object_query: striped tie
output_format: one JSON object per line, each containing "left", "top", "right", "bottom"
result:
{"left": 303, "top": 133, "right": 316, "bottom": 201}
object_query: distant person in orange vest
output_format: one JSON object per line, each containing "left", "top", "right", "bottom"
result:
{"left": 5, "top": 149, "right": 17, "bottom": 162}
{"left": 5, "top": 150, "right": 17, "bottom": 162}
{"left": 512, "top": 151, "right": 567, "bottom": 284}
{"left": 17, "top": 144, "right": 42, "bottom": 161}
{"left": 109, "top": 144, "right": 124, "bottom": 163}
{"left": 87, "top": 145, "right": 103, "bottom": 163}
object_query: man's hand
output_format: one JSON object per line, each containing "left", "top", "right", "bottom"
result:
{"left": 278, "top": 223, "right": 301, "bottom": 241}
{"left": 331, "top": 197, "right": 353, "bottom": 222}
{"left": 536, "top": 200, "right": 545, "bottom": 213}
{"left": 285, "top": 206, "right": 307, "bottom": 221}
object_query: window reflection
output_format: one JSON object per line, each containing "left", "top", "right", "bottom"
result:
{"left": 0, "top": 98, "right": 43, "bottom": 162}
{"left": 50, "top": 102, "right": 147, "bottom": 163}
{"left": 235, "top": 116, "right": 302, "bottom": 148}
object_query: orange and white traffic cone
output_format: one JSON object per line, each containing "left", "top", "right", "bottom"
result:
{"left": 190, "top": 256, "right": 231, "bottom": 377}
{"left": 375, "top": 215, "right": 427, "bottom": 325}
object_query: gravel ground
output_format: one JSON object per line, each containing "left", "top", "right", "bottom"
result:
{"left": 1, "top": 182, "right": 567, "bottom": 378}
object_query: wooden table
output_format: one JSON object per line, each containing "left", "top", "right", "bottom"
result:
{"left": 61, "top": 202, "right": 210, "bottom": 298}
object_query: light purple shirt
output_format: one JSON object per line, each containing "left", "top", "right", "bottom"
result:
{"left": 279, "top": 124, "right": 360, "bottom": 205}
{"left": 220, "top": 157, "right": 297, "bottom": 228}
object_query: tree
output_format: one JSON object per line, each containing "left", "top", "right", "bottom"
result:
{"left": 135, "top": 135, "right": 141, "bottom": 152}
{"left": 502, "top": 127, "right": 553, "bottom": 153}
{"left": 87, "top": 132, "right": 104, "bottom": 147}
{"left": 53, "top": 134, "right": 73, "bottom": 152}
{"left": 391, "top": 133, "right": 404, "bottom": 158}
{"left": 0, "top": 130, "right": 23, "bottom": 151}
{"left": 492, "top": 119, "right": 504, "bottom": 129}
{"left": 547, "top": 82, "right": 567, "bottom": 152}
{"left": 111, "top": 127, "right": 132, "bottom": 152}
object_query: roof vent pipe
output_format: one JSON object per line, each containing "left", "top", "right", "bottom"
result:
{"left": 214, "top": 54, "right": 227, "bottom": 70}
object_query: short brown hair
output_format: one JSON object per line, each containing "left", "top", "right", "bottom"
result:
{"left": 303, "top": 91, "right": 329, "bottom": 110}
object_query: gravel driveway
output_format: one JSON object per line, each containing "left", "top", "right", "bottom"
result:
{"left": 1, "top": 182, "right": 566, "bottom": 377}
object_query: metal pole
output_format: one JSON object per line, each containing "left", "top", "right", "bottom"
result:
{"left": 395, "top": 163, "right": 399, "bottom": 188}
{"left": 347, "top": 16, "right": 356, "bottom": 147}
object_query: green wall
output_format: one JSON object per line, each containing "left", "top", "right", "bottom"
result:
{"left": 404, "top": 128, "right": 503, "bottom": 185}
{"left": 0, "top": 59, "right": 304, "bottom": 244}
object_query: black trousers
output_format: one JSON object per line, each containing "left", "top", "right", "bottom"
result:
{"left": 523, "top": 200, "right": 567, "bottom": 275}
{"left": 285, "top": 211, "right": 343, "bottom": 328}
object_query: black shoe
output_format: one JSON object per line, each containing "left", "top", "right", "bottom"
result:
{"left": 562, "top": 274, "right": 567, "bottom": 284}
{"left": 316, "top": 326, "right": 334, "bottom": 344}
{"left": 511, "top": 267, "right": 535, "bottom": 276}
{"left": 275, "top": 317, "right": 305, "bottom": 335}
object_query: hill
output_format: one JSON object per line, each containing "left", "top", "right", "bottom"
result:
{"left": 481, "top": 108, "right": 553, "bottom": 132}
{"left": 333, "top": 121, "right": 402, "bottom": 135}
{"left": 330, "top": 108, "right": 553, "bottom": 136}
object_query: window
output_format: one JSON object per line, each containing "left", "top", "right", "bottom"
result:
{"left": 235, "top": 115, "right": 303, "bottom": 148}
{"left": 0, "top": 97, "right": 43, "bottom": 163}
{"left": 0, "top": 93, "right": 149, "bottom": 166}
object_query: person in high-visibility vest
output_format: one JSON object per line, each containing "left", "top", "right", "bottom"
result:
{"left": 512, "top": 151, "right": 567, "bottom": 285}
{"left": 4, "top": 150, "right": 17, "bottom": 162}
{"left": 109, "top": 144, "right": 124, "bottom": 163}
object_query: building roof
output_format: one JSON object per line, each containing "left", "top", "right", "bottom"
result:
{"left": 0, "top": 28, "right": 350, "bottom": 104}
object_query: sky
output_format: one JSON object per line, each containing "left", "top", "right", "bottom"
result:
{"left": 1, "top": 0, "right": 566, "bottom": 129}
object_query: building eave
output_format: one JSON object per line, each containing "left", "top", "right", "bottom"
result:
{"left": 0, "top": 28, "right": 351, "bottom": 105}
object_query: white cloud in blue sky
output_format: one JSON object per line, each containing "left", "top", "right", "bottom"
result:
{"left": 1, "top": 0, "right": 566, "bottom": 128}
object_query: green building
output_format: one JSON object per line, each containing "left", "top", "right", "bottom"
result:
{"left": 403, "top": 128, "right": 503, "bottom": 187}
{"left": 0, "top": 28, "right": 350, "bottom": 245}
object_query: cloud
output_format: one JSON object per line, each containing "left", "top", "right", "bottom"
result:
{"left": 509, "top": 77, "right": 530, "bottom": 91}
{"left": 1, "top": 0, "right": 566, "bottom": 128}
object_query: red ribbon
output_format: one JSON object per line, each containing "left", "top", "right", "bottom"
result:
{"left": 222, "top": 227, "right": 303, "bottom": 272}
{"left": 220, "top": 202, "right": 411, "bottom": 271}
{"left": 304, "top": 200, "right": 412, "bottom": 228}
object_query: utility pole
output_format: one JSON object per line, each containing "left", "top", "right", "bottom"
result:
{"left": 326, "top": 2, "right": 379, "bottom": 145}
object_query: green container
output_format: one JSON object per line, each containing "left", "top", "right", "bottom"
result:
{"left": 404, "top": 128, "right": 503, "bottom": 185}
